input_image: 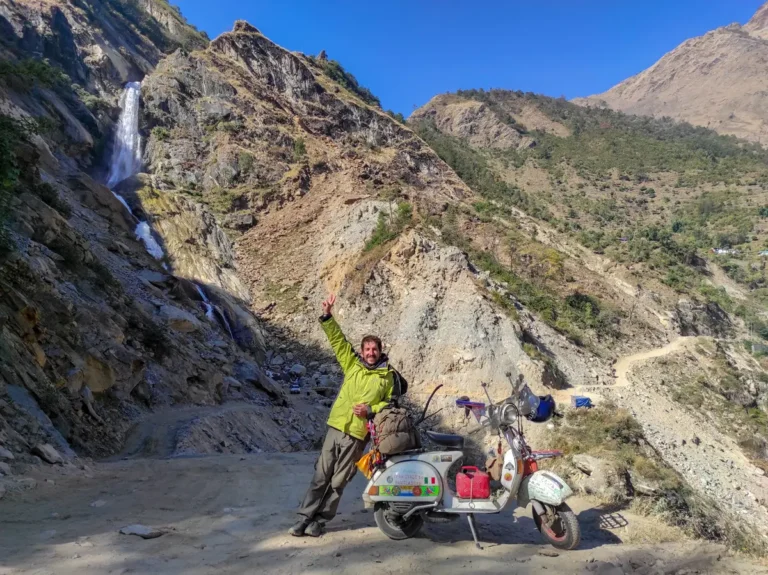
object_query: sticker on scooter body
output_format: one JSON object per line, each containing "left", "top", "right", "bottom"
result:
{"left": 370, "top": 460, "right": 442, "bottom": 503}
{"left": 518, "top": 470, "right": 573, "bottom": 508}
{"left": 375, "top": 485, "right": 441, "bottom": 497}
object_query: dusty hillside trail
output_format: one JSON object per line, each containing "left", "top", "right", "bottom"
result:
{"left": 1, "top": 453, "right": 767, "bottom": 575}
{"left": 552, "top": 334, "right": 768, "bottom": 545}
{"left": 613, "top": 337, "right": 700, "bottom": 388}
{"left": 553, "top": 336, "right": 701, "bottom": 404}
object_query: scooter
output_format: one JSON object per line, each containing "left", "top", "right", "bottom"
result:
{"left": 361, "top": 373, "right": 581, "bottom": 550}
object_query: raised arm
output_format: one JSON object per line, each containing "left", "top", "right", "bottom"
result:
{"left": 319, "top": 294, "right": 357, "bottom": 374}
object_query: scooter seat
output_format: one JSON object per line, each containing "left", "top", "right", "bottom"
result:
{"left": 425, "top": 430, "right": 464, "bottom": 450}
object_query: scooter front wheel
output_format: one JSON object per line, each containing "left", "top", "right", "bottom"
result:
{"left": 532, "top": 502, "right": 580, "bottom": 550}
{"left": 373, "top": 503, "right": 424, "bottom": 540}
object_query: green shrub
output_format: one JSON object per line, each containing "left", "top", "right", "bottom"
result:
{"left": 385, "top": 110, "right": 406, "bottom": 124}
{"left": 151, "top": 126, "right": 170, "bottom": 141}
{"left": 364, "top": 202, "right": 413, "bottom": 251}
{"left": 321, "top": 59, "right": 380, "bottom": 107}
{"left": 238, "top": 151, "right": 254, "bottom": 174}
{"left": 0, "top": 115, "right": 35, "bottom": 254}
{"left": 457, "top": 88, "right": 768, "bottom": 186}
{"left": 89, "top": 260, "right": 119, "bottom": 290}
{"left": 140, "top": 320, "right": 170, "bottom": 360}
{"left": 293, "top": 138, "right": 306, "bottom": 160}
{"left": 0, "top": 59, "right": 69, "bottom": 92}
{"left": 413, "top": 118, "right": 553, "bottom": 220}
{"left": 33, "top": 182, "right": 72, "bottom": 217}
{"left": 73, "top": 85, "right": 109, "bottom": 113}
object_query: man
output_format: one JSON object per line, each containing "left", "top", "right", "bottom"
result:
{"left": 290, "top": 293, "right": 394, "bottom": 537}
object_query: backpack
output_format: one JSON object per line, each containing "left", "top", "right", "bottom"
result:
{"left": 373, "top": 405, "right": 421, "bottom": 455}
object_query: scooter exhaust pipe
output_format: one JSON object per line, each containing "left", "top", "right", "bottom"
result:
{"left": 403, "top": 501, "right": 438, "bottom": 520}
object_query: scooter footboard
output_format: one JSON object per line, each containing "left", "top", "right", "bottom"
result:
{"left": 517, "top": 470, "right": 573, "bottom": 508}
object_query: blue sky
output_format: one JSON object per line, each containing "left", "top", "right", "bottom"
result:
{"left": 176, "top": 0, "right": 765, "bottom": 115}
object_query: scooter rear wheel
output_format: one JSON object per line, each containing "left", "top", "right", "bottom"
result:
{"left": 532, "top": 502, "right": 580, "bottom": 550}
{"left": 373, "top": 503, "right": 424, "bottom": 540}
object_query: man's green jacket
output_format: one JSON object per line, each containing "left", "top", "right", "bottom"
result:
{"left": 322, "top": 316, "right": 394, "bottom": 440}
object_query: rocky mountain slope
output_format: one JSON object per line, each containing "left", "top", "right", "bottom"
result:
{"left": 575, "top": 2, "right": 768, "bottom": 144}
{"left": 1, "top": 0, "right": 768, "bottom": 557}
{"left": 411, "top": 88, "right": 768, "bottom": 550}
{"left": 0, "top": 0, "right": 323, "bottom": 474}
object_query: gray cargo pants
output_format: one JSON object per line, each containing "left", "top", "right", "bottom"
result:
{"left": 298, "top": 426, "right": 366, "bottom": 522}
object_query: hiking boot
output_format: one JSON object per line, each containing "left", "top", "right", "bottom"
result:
{"left": 289, "top": 518, "right": 311, "bottom": 537}
{"left": 304, "top": 520, "right": 324, "bottom": 537}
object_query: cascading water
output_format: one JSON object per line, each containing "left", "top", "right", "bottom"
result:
{"left": 107, "top": 82, "right": 165, "bottom": 261}
{"left": 195, "top": 284, "right": 216, "bottom": 321}
{"left": 107, "top": 83, "right": 233, "bottom": 340}
{"left": 107, "top": 82, "right": 143, "bottom": 189}
{"left": 194, "top": 284, "right": 235, "bottom": 339}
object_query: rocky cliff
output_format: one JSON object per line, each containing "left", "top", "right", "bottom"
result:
{"left": 137, "top": 21, "right": 553, "bottom": 426}
{"left": 575, "top": 2, "right": 768, "bottom": 144}
{"left": 0, "top": 2, "right": 321, "bottom": 473}
{"left": 0, "top": 4, "right": 549, "bottom": 472}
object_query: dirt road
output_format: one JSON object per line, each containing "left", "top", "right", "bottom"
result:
{"left": 552, "top": 336, "right": 701, "bottom": 406}
{"left": 1, "top": 453, "right": 765, "bottom": 575}
{"left": 613, "top": 337, "right": 700, "bottom": 388}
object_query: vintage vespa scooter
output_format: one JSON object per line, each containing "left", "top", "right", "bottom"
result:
{"left": 361, "top": 374, "right": 581, "bottom": 550}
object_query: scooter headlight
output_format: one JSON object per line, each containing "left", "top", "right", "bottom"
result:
{"left": 498, "top": 403, "right": 517, "bottom": 425}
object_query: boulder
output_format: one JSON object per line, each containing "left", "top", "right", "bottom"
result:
{"left": 290, "top": 364, "right": 306, "bottom": 376}
{"left": 137, "top": 270, "right": 172, "bottom": 287}
{"left": 159, "top": 305, "right": 201, "bottom": 333}
{"left": 317, "top": 374, "right": 334, "bottom": 387}
{"left": 119, "top": 524, "right": 164, "bottom": 539}
{"left": 32, "top": 444, "right": 64, "bottom": 465}
{"left": 0, "top": 462, "right": 11, "bottom": 476}
{"left": 222, "top": 376, "right": 243, "bottom": 390}
{"left": 674, "top": 299, "right": 731, "bottom": 337}
{"left": 233, "top": 361, "right": 287, "bottom": 403}
{"left": 572, "top": 454, "right": 601, "bottom": 475}
{"left": 83, "top": 354, "right": 116, "bottom": 393}
{"left": 0, "top": 447, "right": 15, "bottom": 461}
{"left": 571, "top": 454, "right": 627, "bottom": 501}
{"left": 223, "top": 213, "right": 255, "bottom": 231}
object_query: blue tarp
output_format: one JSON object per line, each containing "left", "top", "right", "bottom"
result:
{"left": 571, "top": 395, "right": 593, "bottom": 409}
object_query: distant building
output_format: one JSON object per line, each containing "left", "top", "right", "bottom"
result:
{"left": 710, "top": 248, "right": 739, "bottom": 256}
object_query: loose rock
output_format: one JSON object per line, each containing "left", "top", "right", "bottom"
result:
{"left": 32, "top": 444, "right": 64, "bottom": 465}
{"left": 539, "top": 550, "right": 559, "bottom": 557}
{"left": 119, "top": 524, "right": 164, "bottom": 539}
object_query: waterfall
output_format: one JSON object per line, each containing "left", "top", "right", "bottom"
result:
{"left": 107, "top": 82, "right": 165, "bottom": 262}
{"left": 109, "top": 83, "right": 234, "bottom": 341}
{"left": 219, "top": 308, "right": 235, "bottom": 340}
{"left": 107, "top": 82, "right": 142, "bottom": 188}
{"left": 194, "top": 283, "right": 235, "bottom": 340}
{"left": 194, "top": 284, "right": 216, "bottom": 321}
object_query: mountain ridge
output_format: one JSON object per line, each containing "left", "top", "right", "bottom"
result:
{"left": 574, "top": 1, "right": 768, "bottom": 144}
